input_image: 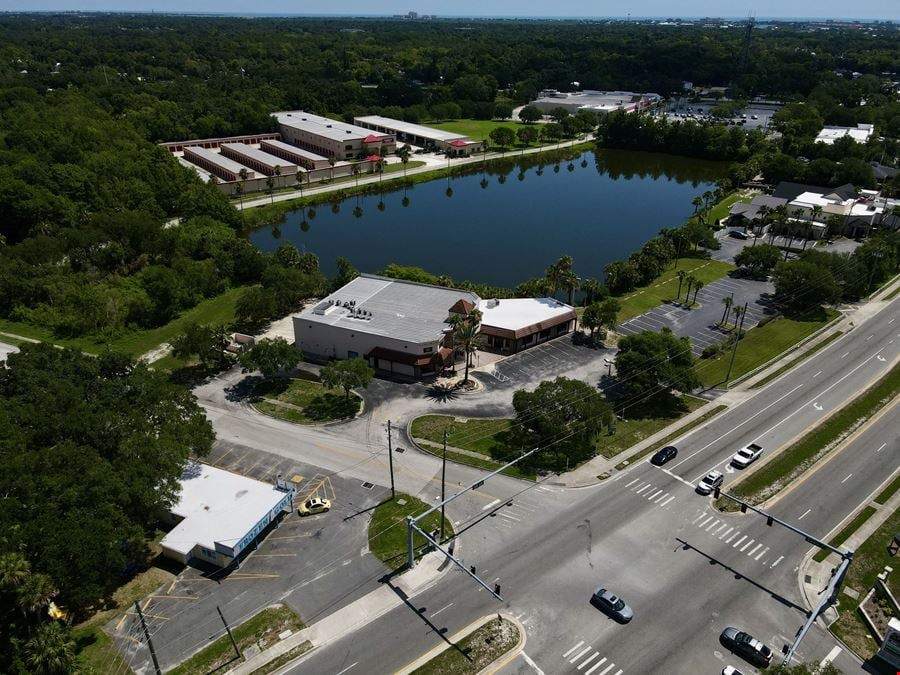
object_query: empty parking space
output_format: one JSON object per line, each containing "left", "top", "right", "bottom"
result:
{"left": 483, "top": 335, "right": 614, "bottom": 387}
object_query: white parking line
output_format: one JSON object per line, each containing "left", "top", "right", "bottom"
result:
{"left": 584, "top": 658, "right": 607, "bottom": 675}
{"left": 499, "top": 512, "right": 521, "bottom": 522}
{"left": 713, "top": 523, "right": 729, "bottom": 536}
{"left": 431, "top": 603, "right": 454, "bottom": 617}
{"left": 594, "top": 663, "right": 615, "bottom": 675}
{"left": 740, "top": 538, "right": 755, "bottom": 552}
{"left": 563, "top": 641, "right": 584, "bottom": 659}
{"left": 841, "top": 473, "right": 853, "bottom": 484}
{"left": 771, "top": 555, "right": 784, "bottom": 568}
{"left": 625, "top": 478, "right": 640, "bottom": 488}
{"left": 733, "top": 535, "right": 747, "bottom": 548}
{"left": 692, "top": 512, "right": 708, "bottom": 524}
{"left": 841, "top": 352, "right": 849, "bottom": 359}
{"left": 877, "top": 442, "right": 886, "bottom": 453}
{"left": 578, "top": 652, "right": 600, "bottom": 670}
{"left": 571, "top": 646, "right": 593, "bottom": 663}
{"left": 813, "top": 371, "right": 822, "bottom": 378}
{"left": 799, "top": 508, "right": 811, "bottom": 520}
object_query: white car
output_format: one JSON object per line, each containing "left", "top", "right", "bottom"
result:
{"left": 696, "top": 470, "right": 724, "bottom": 495}
{"left": 731, "top": 443, "right": 763, "bottom": 468}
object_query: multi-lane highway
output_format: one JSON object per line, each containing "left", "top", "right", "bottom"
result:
{"left": 284, "top": 295, "right": 898, "bottom": 674}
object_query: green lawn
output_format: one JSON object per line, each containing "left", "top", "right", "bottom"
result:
{"left": 615, "top": 258, "right": 734, "bottom": 323}
{"left": 411, "top": 618, "right": 520, "bottom": 675}
{"left": 696, "top": 310, "right": 839, "bottom": 388}
{"left": 368, "top": 494, "right": 454, "bottom": 570}
{"left": 813, "top": 506, "right": 877, "bottom": 563}
{"left": 750, "top": 331, "right": 844, "bottom": 389}
{"left": 254, "top": 375, "right": 361, "bottom": 424}
{"left": 689, "top": 191, "right": 751, "bottom": 226}
{"left": 427, "top": 119, "right": 544, "bottom": 146}
{"left": 168, "top": 605, "right": 305, "bottom": 675}
{"left": 0, "top": 286, "right": 245, "bottom": 358}
{"left": 410, "top": 415, "right": 512, "bottom": 458}
{"left": 596, "top": 395, "right": 707, "bottom": 459}
{"left": 830, "top": 506, "right": 900, "bottom": 659}
{"left": 718, "top": 362, "right": 899, "bottom": 510}
{"left": 875, "top": 473, "right": 900, "bottom": 505}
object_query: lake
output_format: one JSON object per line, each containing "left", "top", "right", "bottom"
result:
{"left": 249, "top": 149, "right": 727, "bottom": 289}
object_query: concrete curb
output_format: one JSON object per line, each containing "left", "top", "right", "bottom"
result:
{"left": 394, "top": 613, "right": 526, "bottom": 675}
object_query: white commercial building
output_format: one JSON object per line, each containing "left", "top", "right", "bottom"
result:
{"left": 160, "top": 462, "right": 294, "bottom": 568}
{"left": 353, "top": 115, "right": 483, "bottom": 155}
{"left": 530, "top": 89, "right": 662, "bottom": 116}
{"left": 478, "top": 298, "right": 577, "bottom": 354}
{"left": 814, "top": 123, "right": 875, "bottom": 145}
{"left": 273, "top": 110, "right": 396, "bottom": 161}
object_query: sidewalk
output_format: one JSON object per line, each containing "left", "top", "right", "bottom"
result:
{"left": 227, "top": 550, "right": 451, "bottom": 674}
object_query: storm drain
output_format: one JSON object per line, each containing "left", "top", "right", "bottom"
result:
{"left": 361, "top": 481, "right": 375, "bottom": 489}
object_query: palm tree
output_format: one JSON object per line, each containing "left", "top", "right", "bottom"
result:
{"left": 17, "top": 573, "right": 57, "bottom": 615}
{"left": 720, "top": 296, "right": 733, "bottom": 325}
{"left": 234, "top": 182, "right": 244, "bottom": 210}
{"left": 454, "top": 316, "right": 482, "bottom": 384}
{"left": 295, "top": 170, "right": 305, "bottom": 198}
{"left": 398, "top": 144, "right": 411, "bottom": 177}
{"left": 730, "top": 304, "right": 745, "bottom": 332}
{"left": 691, "top": 196, "right": 703, "bottom": 214}
{"left": 692, "top": 280, "right": 704, "bottom": 305}
{"left": 328, "top": 155, "right": 336, "bottom": 181}
{"left": 580, "top": 278, "right": 604, "bottom": 305}
{"left": 702, "top": 190, "right": 714, "bottom": 209}
{"left": 675, "top": 270, "right": 687, "bottom": 300}
{"left": 0, "top": 552, "right": 30, "bottom": 588}
{"left": 24, "top": 622, "right": 76, "bottom": 675}
{"left": 238, "top": 167, "right": 249, "bottom": 184}
{"left": 351, "top": 163, "right": 361, "bottom": 187}
{"left": 265, "top": 176, "right": 275, "bottom": 205}
{"left": 684, "top": 274, "right": 696, "bottom": 302}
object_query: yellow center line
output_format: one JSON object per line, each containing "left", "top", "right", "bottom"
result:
{"left": 167, "top": 578, "right": 178, "bottom": 594}
{"left": 150, "top": 595, "right": 197, "bottom": 600}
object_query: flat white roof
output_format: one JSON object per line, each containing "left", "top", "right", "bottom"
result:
{"left": 183, "top": 146, "right": 254, "bottom": 176}
{"left": 260, "top": 138, "right": 329, "bottom": 162}
{"left": 273, "top": 110, "right": 392, "bottom": 143}
{"left": 161, "top": 462, "right": 286, "bottom": 556}
{"left": 815, "top": 123, "right": 874, "bottom": 145}
{"left": 479, "top": 297, "right": 575, "bottom": 331}
{"left": 221, "top": 143, "right": 297, "bottom": 171}
{"left": 354, "top": 115, "right": 468, "bottom": 143}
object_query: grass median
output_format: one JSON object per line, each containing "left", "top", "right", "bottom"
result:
{"left": 368, "top": 494, "right": 455, "bottom": 571}
{"left": 813, "top": 506, "right": 877, "bottom": 563}
{"left": 716, "top": 362, "right": 900, "bottom": 511}
{"left": 253, "top": 372, "right": 361, "bottom": 424}
{"left": 410, "top": 617, "right": 520, "bottom": 674}
{"left": 875, "top": 474, "right": 900, "bottom": 506}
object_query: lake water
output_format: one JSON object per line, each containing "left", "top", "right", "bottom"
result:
{"left": 249, "top": 149, "right": 727, "bottom": 289}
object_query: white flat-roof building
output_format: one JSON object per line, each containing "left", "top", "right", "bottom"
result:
{"left": 274, "top": 111, "right": 396, "bottom": 161}
{"left": 478, "top": 298, "right": 577, "bottom": 354}
{"left": 260, "top": 139, "right": 331, "bottom": 170}
{"left": 160, "top": 462, "right": 293, "bottom": 568}
{"left": 353, "top": 115, "right": 483, "bottom": 156}
{"left": 183, "top": 146, "right": 257, "bottom": 182}
{"left": 530, "top": 89, "right": 662, "bottom": 116}
{"left": 219, "top": 143, "right": 298, "bottom": 176}
{"left": 815, "top": 123, "right": 875, "bottom": 145}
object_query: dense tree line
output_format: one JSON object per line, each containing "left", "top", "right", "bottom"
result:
{"left": 0, "top": 345, "right": 214, "bottom": 672}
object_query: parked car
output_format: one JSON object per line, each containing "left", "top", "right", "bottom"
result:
{"left": 696, "top": 470, "right": 724, "bottom": 495}
{"left": 731, "top": 443, "right": 763, "bottom": 468}
{"left": 650, "top": 445, "right": 678, "bottom": 466}
{"left": 729, "top": 230, "right": 750, "bottom": 239}
{"left": 298, "top": 496, "right": 331, "bottom": 516}
{"left": 720, "top": 627, "right": 773, "bottom": 666}
{"left": 590, "top": 587, "right": 634, "bottom": 623}
{"left": 722, "top": 666, "right": 746, "bottom": 675}
{"left": 751, "top": 114, "right": 759, "bottom": 120}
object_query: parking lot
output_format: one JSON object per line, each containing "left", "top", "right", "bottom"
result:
{"left": 618, "top": 275, "right": 776, "bottom": 357}
{"left": 113, "top": 442, "right": 391, "bottom": 672}
{"left": 660, "top": 103, "right": 777, "bottom": 131}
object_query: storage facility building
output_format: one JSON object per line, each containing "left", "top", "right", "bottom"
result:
{"left": 260, "top": 139, "right": 332, "bottom": 170}
{"left": 274, "top": 111, "right": 396, "bottom": 160}
{"left": 353, "top": 115, "right": 483, "bottom": 155}
{"left": 183, "top": 146, "right": 258, "bottom": 182}
{"left": 219, "top": 143, "right": 298, "bottom": 176}
{"left": 160, "top": 462, "right": 294, "bottom": 568}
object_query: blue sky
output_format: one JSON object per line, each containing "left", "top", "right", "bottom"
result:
{"left": 6, "top": 1, "right": 898, "bottom": 21}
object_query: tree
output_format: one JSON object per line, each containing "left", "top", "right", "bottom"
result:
{"left": 516, "top": 126, "right": 538, "bottom": 147}
{"left": 453, "top": 310, "right": 483, "bottom": 383}
{"left": 494, "top": 102, "right": 513, "bottom": 120}
{"left": 24, "top": 622, "right": 75, "bottom": 675}
{"left": 772, "top": 260, "right": 840, "bottom": 314}
{"left": 597, "top": 298, "right": 621, "bottom": 332}
{"left": 333, "top": 256, "right": 359, "bottom": 290}
{"left": 764, "top": 662, "right": 840, "bottom": 675}
{"left": 729, "top": 304, "right": 745, "bottom": 330}
{"left": 265, "top": 175, "right": 276, "bottom": 205}
{"left": 351, "top": 163, "right": 361, "bottom": 187}
{"left": 675, "top": 269, "right": 687, "bottom": 299}
{"left": 505, "top": 377, "right": 612, "bottom": 470}
{"left": 546, "top": 255, "right": 578, "bottom": 302}
{"left": 236, "top": 285, "right": 278, "bottom": 326}
{"left": 683, "top": 274, "right": 696, "bottom": 302}
{"left": 581, "top": 301, "right": 603, "bottom": 338}
{"left": 489, "top": 126, "right": 515, "bottom": 151}
{"left": 734, "top": 243, "right": 782, "bottom": 277}
{"left": 720, "top": 296, "right": 733, "bottom": 325}
{"left": 518, "top": 105, "right": 542, "bottom": 124}
{"left": 616, "top": 328, "right": 700, "bottom": 402}
{"left": 319, "top": 358, "right": 374, "bottom": 400}
{"left": 398, "top": 144, "right": 411, "bottom": 177}
{"left": 274, "top": 242, "right": 303, "bottom": 268}
{"left": 171, "top": 322, "right": 230, "bottom": 370}
{"left": 549, "top": 106, "right": 570, "bottom": 124}
{"left": 580, "top": 278, "right": 607, "bottom": 305}
{"left": 239, "top": 338, "right": 302, "bottom": 379}
{"left": 691, "top": 280, "right": 704, "bottom": 304}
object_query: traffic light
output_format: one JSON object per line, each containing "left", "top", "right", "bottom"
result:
{"left": 766, "top": 516, "right": 774, "bottom": 526}
{"left": 713, "top": 487, "right": 721, "bottom": 498}
{"left": 740, "top": 503, "right": 748, "bottom": 514}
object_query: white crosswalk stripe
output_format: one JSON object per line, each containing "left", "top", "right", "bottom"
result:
{"left": 584, "top": 658, "right": 607, "bottom": 675}
{"left": 571, "top": 646, "right": 593, "bottom": 663}
{"left": 578, "top": 652, "right": 600, "bottom": 670}
{"left": 563, "top": 641, "right": 584, "bottom": 659}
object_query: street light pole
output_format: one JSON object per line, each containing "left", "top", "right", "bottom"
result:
{"left": 386, "top": 420, "right": 395, "bottom": 500}
{"left": 440, "top": 431, "right": 448, "bottom": 539}
{"left": 725, "top": 301, "right": 749, "bottom": 384}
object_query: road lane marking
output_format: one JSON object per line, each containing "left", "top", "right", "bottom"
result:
{"left": 646, "top": 489, "right": 663, "bottom": 500}
{"left": 692, "top": 512, "right": 708, "bottom": 524}
{"left": 866, "top": 335, "right": 874, "bottom": 341}
{"left": 699, "top": 516, "right": 714, "bottom": 528}
{"left": 482, "top": 499, "right": 501, "bottom": 511}
{"left": 655, "top": 492, "right": 670, "bottom": 503}
{"left": 625, "top": 478, "right": 640, "bottom": 488}
{"left": 669, "top": 384, "right": 805, "bottom": 470}
{"left": 821, "top": 646, "right": 842, "bottom": 666}
{"left": 740, "top": 538, "right": 755, "bottom": 552}
{"left": 720, "top": 526, "right": 734, "bottom": 539}
{"left": 799, "top": 508, "right": 811, "bottom": 520}
{"left": 431, "top": 603, "right": 453, "bottom": 617}
{"left": 585, "top": 658, "right": 607, "bottom": 675}
{"left": 813, "top": 371, "right": 822, "bottom": 378}
{"left": 563, "top": 641, "right": 584, "bottom": 659}
{"left": 578, "top": 652, "right": 600, "bottom": 670}
{"left": 733, "top": 535, "right": 747, "bottom": 548}
{"left": 635, "top": 484, "right": 652, "bottom": 495}
{"left": 595, "top": 663, "right": 615, "bottom": 675}
{"left": 334, "top": 663, "right": 358, "bottom": 675}
{"left": 841, "top": 352, "right": 849, "bottom": 358}
{"left": 659, "top": 495, "right": 676, "bottom": 507}
{"left": 771, "top": 555, "right": 784, "bottom": 568}
{"left": 571, "top": 646, "right": 593, "bottom": 663}
{"left": 877, "top": 442, "right": 887, "bottom": 453}
{"left": 841, "top": 473, "right": 853, "bottom": 484}
{"left": 706, "top": 519, "right": 722, "bottom": 532}
{"left": 748, "top": 543, "right": 763, "bottom": 557}
{"left": 755, "top": 546, "right": 769, "bottom": 561}
{"left": 521, "top": 652, "right": 546, "bottom": 675}
{"left": 726, "top": 531, "right": 740, "bottom": 543}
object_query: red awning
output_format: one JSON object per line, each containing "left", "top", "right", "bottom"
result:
{"left": 366, "top": 154, "right": 383, "bottom": 162}
{"left": 363, "top": 134, "right": 383, "bottom": 143}
{"left": 448, "top": 139, "right": 471, "bottom": 147}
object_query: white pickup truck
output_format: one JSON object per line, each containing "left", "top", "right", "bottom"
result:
{"left": 731, "top": 443, "right": 763, "bottom": 468}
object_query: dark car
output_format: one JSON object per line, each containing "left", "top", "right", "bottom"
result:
{"left": 650, "top": 446, "right": 678, "bottom": 466}
{"left": 590, "top": 587, "right": 634, "bottom": 623}
{"left": 720, "top": 627, "right": 773, "bottom": 667}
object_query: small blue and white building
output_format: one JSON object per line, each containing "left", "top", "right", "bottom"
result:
{"left": 161, "top": 461, "right": 294, "bottom": 568}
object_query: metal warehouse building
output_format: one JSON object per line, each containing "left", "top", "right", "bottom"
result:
{"left": 183, "top": 146, "right": 258, "bottom": 182}
{"left": 219, "top": 143, "right": 298, "bottom": 176}
{"left": 260, "top": 139, "right": 332, "bottom": 170}
{"left": 274, "top": 110, "right": 396, "bottom": 161}
{"left": 353, "top": 115, "right": 483, "bottom": 156}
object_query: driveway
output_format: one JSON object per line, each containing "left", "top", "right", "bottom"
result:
{"left": 618, "top": 275, "right": 776, "bottom": 357}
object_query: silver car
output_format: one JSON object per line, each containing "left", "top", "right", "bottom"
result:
{"left": 590, "top": 587, "right": 634, "bottom": 623}
{"left": 696, "top": 470, "right": 724, "bottom": 495}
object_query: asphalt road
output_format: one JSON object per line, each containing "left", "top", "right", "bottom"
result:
{"left": 283, "top": 296, "right": 898, "bottom": 675}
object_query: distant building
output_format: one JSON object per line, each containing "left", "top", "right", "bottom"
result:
{"left": 219, "top": 143, "right": 298, "bottom": 177}
{"left": 771, "top": 181, "right": 899, "bottom": 238}
{"left": 353, "top": 115, "right": 483, "bottom": 155}
{"left": 160, "top": 462, "right": 293, "bottom": 568}
{"left": 182, "top": 146, "right": 257, "bottom": 182}
{"left": 530, "top": 89, "right": 662, "bottom": 116}
{"left": 273, "top": 111, "right": 396, "bottom": 161}
{"left": 478, "top": 298, "right": 577, "bottom": 354}
{"left": 814, "top": 123, "right": 875, "bottom": 145}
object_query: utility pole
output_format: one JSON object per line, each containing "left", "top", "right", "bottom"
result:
{"left": 387, "top": 420, "right": 395, "bottom": 499}
{"left": 134, "top": 602, "right": 162, "bottom": 675}
{"left": 217, "top": 605, "right": 242, "bottom": 661}
{"left": 440, "top": 431, "right": 448, "bottom": 539}
{"left": 725, "top": 301, "right": 749, "bottom": 385}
